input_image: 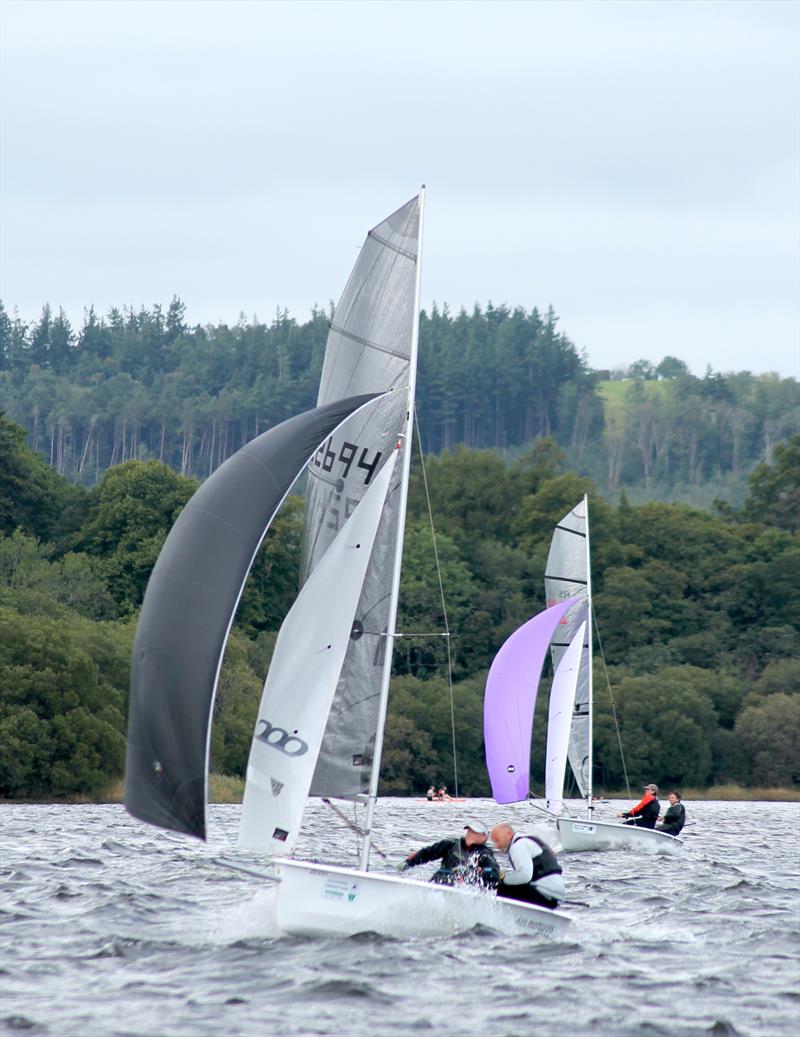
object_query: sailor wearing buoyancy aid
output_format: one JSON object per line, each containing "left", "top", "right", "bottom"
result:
{"left": 490, "top": 824, "right": 566, "bottom": 910}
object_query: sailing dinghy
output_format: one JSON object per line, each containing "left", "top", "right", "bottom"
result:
{"left": 125, "top": 190, "right": 571, "bottom": 938}
{"left": 545, "top": 498, "right": 682, "bottom": 855}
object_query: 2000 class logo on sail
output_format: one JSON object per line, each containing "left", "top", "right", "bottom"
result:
{"left": 255, "top": 719, "right": 309, "bottom": 757}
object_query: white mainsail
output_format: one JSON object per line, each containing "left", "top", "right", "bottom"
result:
{"left": 544, "top": 496, "right": 592, "bottom": 804}
{"left": 545, "top": 621, "right": 586, "bottom": 814}
{"left": 238, "top": 448, "right": 398, "bottom": 855}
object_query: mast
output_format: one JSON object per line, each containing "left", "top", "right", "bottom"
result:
{"left": 360, "top": 185, "right": 426, "bottom": 870}
{"left": 583, "top": 493, "right": 594, "bottom": 816}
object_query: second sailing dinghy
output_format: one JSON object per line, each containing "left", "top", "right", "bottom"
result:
{"left": 125, "top": 190, "right": 570, "bottom": 939}
{"left": 545, "top": 498, "right": 682, "bottom": 854}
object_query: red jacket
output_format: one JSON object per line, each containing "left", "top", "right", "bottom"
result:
{"left": 627, "top": 792, "right": 655, "bottom": 816}
{"left": 624, "top": 792, "right": 660, "bottom": 828}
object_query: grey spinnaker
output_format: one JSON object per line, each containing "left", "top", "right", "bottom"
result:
{"left": 304, "top": 194, "right": 420, "bottom": 798}
{"left": 125, "top": 393, "right": 381, "bottom": 840}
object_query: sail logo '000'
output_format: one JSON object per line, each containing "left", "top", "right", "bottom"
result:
{"left": 254, "top": 719, "right": 309, "bottom": 757}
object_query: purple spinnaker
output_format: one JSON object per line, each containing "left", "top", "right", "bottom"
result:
{"left": 484, "top": 597, "right": 579, "bottom": 804}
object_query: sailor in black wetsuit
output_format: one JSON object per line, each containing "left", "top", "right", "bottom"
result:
{"left": 656, "top": 791, "right": 686, "bottom": 836}
{"left": 398, "top": 821, "right": 500, "bottom": 888}
{"left": 620, "top": 783, "right": 661, "bottom": 828}
{"left": 490, "top": 823, "right": 565, "bottom": 910}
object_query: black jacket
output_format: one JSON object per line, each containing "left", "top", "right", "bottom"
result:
{"left": 658, "top": 802, "right": 686, "bottom": 836}
{"left": 624, "top": 796, "right": 660, "bottom": 829}
{"left": 406, "top": 836, "right": 500, "bottom": 888}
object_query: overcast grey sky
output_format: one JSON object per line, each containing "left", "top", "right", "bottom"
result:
{"left": 1, "top": 0, "right": 798, "bottom": 377}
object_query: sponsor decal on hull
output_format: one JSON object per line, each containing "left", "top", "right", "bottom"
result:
{"left": 321, "top": 874, "right": 360, "bottom": 903}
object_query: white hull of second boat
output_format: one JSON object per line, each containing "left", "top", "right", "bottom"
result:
{"left": 272, "top": 859, "right": 572, "bottom": 939}
{"left": 557, "top": 817, "right": 682, "bottom": 854}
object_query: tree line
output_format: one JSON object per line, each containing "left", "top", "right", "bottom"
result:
{"left": 1, "top": 299, "right": 796, "bottom": 505}
{"left": 1, "top": 410, "right": 797, "bottom": 800}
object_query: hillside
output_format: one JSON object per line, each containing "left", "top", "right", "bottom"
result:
{"left": 2, "top": 409, "right": 798, "bottom": 800}
{"left": 1, "top": 299, "right": 797, "bottom": 508}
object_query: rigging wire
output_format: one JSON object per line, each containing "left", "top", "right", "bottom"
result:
{"left": 413, "top": 408, "right": 459, "bottom": 797}
{"left": 592, "top": 609, "right": 631, "bottom": 799}
{"left": 321, "top": 798, "right": 389, "bottom": 862}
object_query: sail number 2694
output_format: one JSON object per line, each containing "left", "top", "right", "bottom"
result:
{"left": 312, "top": 437, "right": 382, "bottom": 486}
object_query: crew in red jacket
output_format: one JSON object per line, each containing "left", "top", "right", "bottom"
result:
{"left": 619, "top": 783, "right": 660, "bottom": 828}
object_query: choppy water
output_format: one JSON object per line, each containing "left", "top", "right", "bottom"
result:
{"left": 1, "top": 799, "right": 798, "bottom": 1037}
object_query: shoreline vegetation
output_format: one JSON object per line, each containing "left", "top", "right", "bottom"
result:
{"left": 2, "top": 778, "right": 799, "bottom": 806}
{"left": 2, "top": 415, "right": 798, "bottom": 803}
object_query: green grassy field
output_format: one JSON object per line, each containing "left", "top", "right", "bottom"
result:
{"left": 596, "top": 379, "right": 670, "bottom": 433}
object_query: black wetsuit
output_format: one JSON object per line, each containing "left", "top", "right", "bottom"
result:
{"left": 656, "top": 802, "right": 685, "bottom": 836}
{"left": 405, "top": 837, "right": 500, "bottom": 888}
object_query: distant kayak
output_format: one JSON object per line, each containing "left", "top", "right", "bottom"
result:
{"left": 415, "top": 797, "right": 467, "bottom": 803}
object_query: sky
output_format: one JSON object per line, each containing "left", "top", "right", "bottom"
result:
{"left": 1, "top": 0, "right": 798, "bottom": 378}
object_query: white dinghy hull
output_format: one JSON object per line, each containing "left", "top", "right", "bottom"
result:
{"left": 557, "top": 817, "right": 682, "bottom": 854}
{"left": 272, "top": 859, "right": 572, "bottom": 939}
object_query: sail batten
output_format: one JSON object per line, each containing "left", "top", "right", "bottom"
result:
{"left": 554, "top": 524, "right": 586, "bottom": 538}
{"left": 367, "top": 228, "right": 417, "bottom": 260}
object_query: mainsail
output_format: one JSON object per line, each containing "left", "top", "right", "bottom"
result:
{"left": 125, "top": 394, "right": 380, "bottom": 840}
{"left": 545, "top": 621, "right": 586, "bottom": 814}
{"left": 544, "top": 497, "right": 592, "bottom": 801}
{"left": 484, "top": 598, "right": 578, "bottom": 805}
{"left": 302, "top": 195, "right": 421, "bottom": 799}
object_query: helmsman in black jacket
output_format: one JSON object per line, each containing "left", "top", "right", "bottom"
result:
{"left": 620, "top": 783, "right": 661, "bottom": 828}
{"left": 399, "top": 821, "right": 500, "bottom": 888}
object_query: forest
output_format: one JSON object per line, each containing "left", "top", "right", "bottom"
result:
{"left": 1, "top": 299, "right": 797, "bottom": 508}
{"left": 1, "top": 392, "right": 798, "bottom": 800}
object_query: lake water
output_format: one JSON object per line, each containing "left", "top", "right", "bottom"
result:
{"left": 1, "top": 799, "right": 798, "bottom": 1037}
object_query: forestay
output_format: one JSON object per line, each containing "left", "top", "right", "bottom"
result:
{"left": 302, "top": 195, "right": 421, "bottom": 799}
{"left": 544, "top": 498, "right": 591, "bottom": 800}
